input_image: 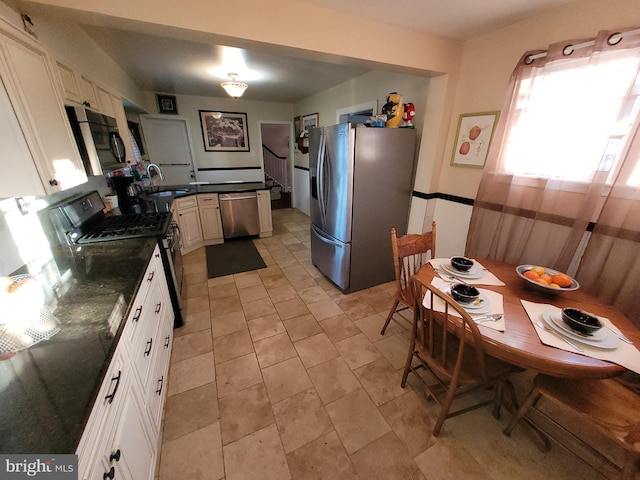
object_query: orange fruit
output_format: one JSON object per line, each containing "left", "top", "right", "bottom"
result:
{"left": 535, "top": 277, "right": 551, "bottom": 286}
{"left": 523, "top": 270, "right": 539, "bottom": 281}
{"left": 551, "top": 273, "right": 572, "bottom": 288}
{"left": 540, "top": 274, "right": 552, "bottom": 284}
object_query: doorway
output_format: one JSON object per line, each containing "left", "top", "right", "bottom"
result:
{"left": 259, "top": 122, "right": 293, "bottom": 209}
{"left": 139, "top": 115, "right": 197, "bottom": 185}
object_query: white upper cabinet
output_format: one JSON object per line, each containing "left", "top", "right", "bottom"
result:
{"left": 0, "top": 20, "right": 86, "bottom": 196}
{"left": 78, "top": 73, "right": 99, "bottom": 111}
{"left": 55, "top": 59, "right": 134, "bottom": 164}
{"left": 55, "top": 59, "right": 82, "bottom": 105}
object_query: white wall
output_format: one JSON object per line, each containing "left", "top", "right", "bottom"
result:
{"left": 142, "top": 91, "right": 293, "bottom": 183}
{"left": 433, "top": 0, "right": 640, "bottom": 254}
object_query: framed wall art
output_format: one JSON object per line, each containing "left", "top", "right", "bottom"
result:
{"left": 199, "top": 111, "right": 250, "bottom": 152}
{"left": 157, "top": 94, "right": 178, "bottom": 114}
{"left": 450, "top": 111, "right": 500, "bottom": 168}
{"left": 302, "top": 113, "right": 319, "bottom": 134}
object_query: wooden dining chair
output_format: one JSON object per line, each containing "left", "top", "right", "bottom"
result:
{"left": 401, "top": 275, "right": 519, "bottom": 436}
{"left": 504, "top": 374, "right": 640, "bottom": 479}
{"left": 380, "top": 222, "right": 436, "bottom": 335}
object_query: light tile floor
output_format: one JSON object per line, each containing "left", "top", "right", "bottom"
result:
{"left": 157, "top": 208, "right": 610, "bottom": 480}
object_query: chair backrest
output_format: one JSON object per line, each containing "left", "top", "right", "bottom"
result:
{"left": 408, "top": 275, "right": 490, "bottom": 383}
{"left": 392, "top": 221, "right": 436, "bottom": 305}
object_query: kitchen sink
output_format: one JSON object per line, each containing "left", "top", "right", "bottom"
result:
{"left": 142, "top": 188, "right": 193, "bottom": 213}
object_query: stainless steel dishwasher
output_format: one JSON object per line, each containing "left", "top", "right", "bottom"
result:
{"left": 219, "top": 191, "right": 261, "bottom": 238}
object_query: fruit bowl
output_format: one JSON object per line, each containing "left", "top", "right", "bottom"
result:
{"left": 515, "top": 265, "right": 579, "bottom": 295}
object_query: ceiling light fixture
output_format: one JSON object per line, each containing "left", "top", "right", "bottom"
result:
{"left": 220, "top": 73, "right": 248, "bottom": 99}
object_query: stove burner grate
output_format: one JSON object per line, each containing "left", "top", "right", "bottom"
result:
{"left": 76, "top": 212, "right": 172, "bottom": 243}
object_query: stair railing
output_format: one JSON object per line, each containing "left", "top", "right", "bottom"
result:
{"left": 262, "top": 144, "right": 291, "bottom": 192}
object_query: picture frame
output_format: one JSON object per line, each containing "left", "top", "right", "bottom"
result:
{"left": 157, "top": 94, "right": 178, "bottom": 114}
{"left": 199, "top": 111, "right": 250, "bottom": 152}
{"left": 450, "top": 111, "right": 500, "bottom": 168}
{"left": 302, "top": 113, "right": 319, "bottom": 135}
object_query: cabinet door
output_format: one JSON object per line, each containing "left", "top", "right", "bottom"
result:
{"left": 55, "top": 60, "right": 82, "bottom": 105}
{"left": 0, "top": 29, "right": 86, "bottom": 193}
{"left": 96, "top": 85, "right": 116, "bottom": 118}
{"left": 88, "top": 382, "right": 154, "bottom": 480}
{"left": 198, "top": 194, "right": 223, "bottom": 241}
{"left": 0, "top": 75, "right": 46, "bottom": 196}
{"left": 78, "top": 74, "right": 99, "bottom": 110}
{"left": 257, "top": 189, "right": 273, "bottom": 236}
{"left": 175, "top": 198, "right": 203, "bottom": 253}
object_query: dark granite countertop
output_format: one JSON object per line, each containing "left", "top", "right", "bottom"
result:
{"left": 135, "top": 182, "right": 269, "bottom": 213}
{"left": 0, "top": 237, "right": 158, "bottom": 454}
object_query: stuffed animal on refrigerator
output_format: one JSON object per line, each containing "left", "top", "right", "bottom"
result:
{"left": 402, "top": 103, "right": 416, "bottom": 128}
{"left": 382, "top": 92, "right": 404, "bottom": 128}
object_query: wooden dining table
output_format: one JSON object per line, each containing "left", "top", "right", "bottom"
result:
{"left": 415, "top": 259, "right": 640, "bottom": 379}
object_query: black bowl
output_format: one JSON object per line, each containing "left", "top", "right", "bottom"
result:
{"left": 561, "top": 307, "right": 603, "bottom": 334}
{"left": 450, "top": 283, "right": 480, "bottom": 304}
{"left": 451, "top": 256, "right": 474, "bottom": 272}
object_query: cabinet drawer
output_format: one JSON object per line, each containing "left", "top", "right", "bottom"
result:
{"left": 130, "top": 280, "right": 168, "bottom": 390}
{"left": 197, "top": 193, "right": 219, "bottom": 206}
{"left": 122, "top": 247, "right": 162, "bottom": 346}
{"left": 145, "top": 316, "right": 173, "bottom": 435}
{"left": 174, "top": 195, "right": 198, "bottom": 210}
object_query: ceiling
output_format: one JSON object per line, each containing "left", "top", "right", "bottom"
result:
{"left": 21, "top": 0, "right": 576, "bottom": 104}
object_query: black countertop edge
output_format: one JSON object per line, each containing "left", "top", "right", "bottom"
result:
{"left": 145, "top": 182, "right": 269, "bottom": 196}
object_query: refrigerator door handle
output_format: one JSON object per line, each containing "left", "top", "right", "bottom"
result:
{"left": 317, "top": 132, "right": 326, "bottom": 227}
{"left": 311, "top": 224, "right": 343, "bottom": 248}
{"left": 317, "top": 131, "right": 327, "bottom": 226}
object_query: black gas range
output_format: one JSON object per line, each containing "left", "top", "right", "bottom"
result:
{"left": 43, "top": 190, "right": 183, "bottom": 328}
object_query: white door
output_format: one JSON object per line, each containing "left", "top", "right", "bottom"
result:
{"left": 140, "top": 115, "right": 197, "bottom": 185}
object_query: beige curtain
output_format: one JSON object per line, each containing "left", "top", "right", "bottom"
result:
{"left": 466, "top": 29, "right": 640, "bottom": 324}
{"left": 578, "top": 122, "right": 640, "bottom": 326}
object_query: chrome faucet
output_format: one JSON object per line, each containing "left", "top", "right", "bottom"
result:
{"left": 146, "top": 163, "right": 165, "bottom": 185}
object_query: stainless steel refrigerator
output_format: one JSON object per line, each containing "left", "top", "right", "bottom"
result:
{"left": 309, "top": 123, "right": 417, "bottom": 292}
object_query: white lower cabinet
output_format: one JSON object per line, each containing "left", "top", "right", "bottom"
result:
{"left": 174, "top": 196, "right": 203, "bottom": 254}
{"left": 88, "top": 379, "right": 154, "bottom": 480}
{"left": 198, "top": 194, "right": 224, "bottom": 244}
{"left": 78, "top": 245, "right": 174, "bottom": 480}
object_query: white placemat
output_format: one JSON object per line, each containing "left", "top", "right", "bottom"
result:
{"left": 424, "top": 277, "right": 505, "bottom": 332}
{"left": 429, "top": 258, "right": 505, "bottom": 286}
{"left": 521, "top": 300, "right": 640, "bottom": 374}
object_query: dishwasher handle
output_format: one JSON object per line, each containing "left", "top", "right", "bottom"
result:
{"left": 219, "top": 195, "right": 256, "bottom": 201}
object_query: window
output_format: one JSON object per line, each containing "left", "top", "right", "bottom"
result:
{"left": 501, "top": 52, "right": 640, "bottom": 184}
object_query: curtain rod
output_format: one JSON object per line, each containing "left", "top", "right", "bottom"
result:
{"left": 526, "top": 27, "right": 640, "bottom": 63}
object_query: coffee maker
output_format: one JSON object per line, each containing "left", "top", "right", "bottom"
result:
{"left": 110, "top": 176, "right": 134, "bottom": 213}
